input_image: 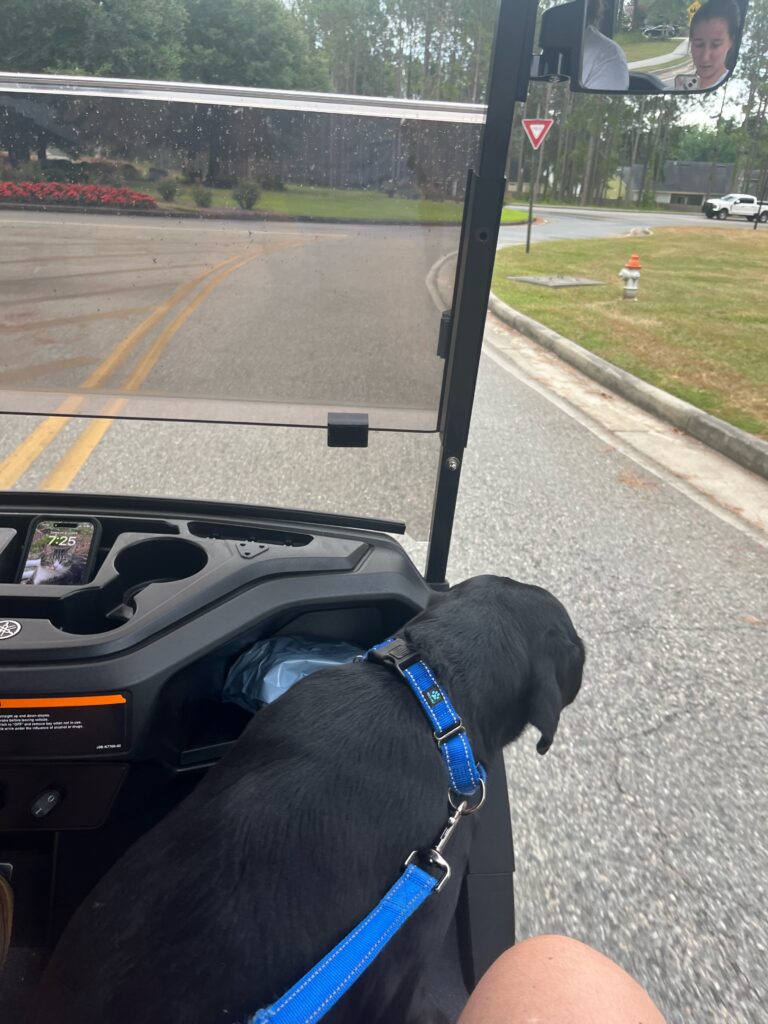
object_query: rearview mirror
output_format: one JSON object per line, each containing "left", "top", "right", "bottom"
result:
{"left": 534, "top": 0, "right": 749, "bottom": 95}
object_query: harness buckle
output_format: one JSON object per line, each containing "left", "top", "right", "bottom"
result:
{"left": 367, "top": 638, "right": 419, "bottom": 674}
{"left": 434, "top": 720, "right": 464, "bottom": 747}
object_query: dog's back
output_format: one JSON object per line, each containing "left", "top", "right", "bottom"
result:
{"left": 31, "top": 665, "right": 464, "bottom": 1024}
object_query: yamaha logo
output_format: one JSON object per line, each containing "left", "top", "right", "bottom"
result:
{"left": 0, "top": 620, "right": 22, "bottom": 640}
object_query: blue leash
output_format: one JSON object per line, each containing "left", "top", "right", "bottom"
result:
{"left": 250, "top": 637, "right": 485, "bottom": 1024}
{"left": 249, "top": 865, "right": 437, "bottom": 1024}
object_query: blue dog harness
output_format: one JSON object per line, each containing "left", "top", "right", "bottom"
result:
{"left": 250, "top": 637, "right": 486, "bottom": 1024}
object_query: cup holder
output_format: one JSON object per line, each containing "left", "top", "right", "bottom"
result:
{"left": 113, "top": 538, "right": 208, "bottom": 588}
{"left": 50, "top": 538, "right": 208, "bottom": 635}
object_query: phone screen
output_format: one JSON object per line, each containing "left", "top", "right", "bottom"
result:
{"left": 20, "top": 520, "right": 96, "bottom": 586}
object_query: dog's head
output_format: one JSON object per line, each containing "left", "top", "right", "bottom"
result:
{"left": 404, "top": 575, "right": 585, "bottom": 757}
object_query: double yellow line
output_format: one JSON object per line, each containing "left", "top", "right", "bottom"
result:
{"left": 0, "top": 241, "right": 297, "bottom": 491}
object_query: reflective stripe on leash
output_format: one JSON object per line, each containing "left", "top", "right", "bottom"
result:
{"left": 249, "top": 864, "right": 437, "bottom": 1024}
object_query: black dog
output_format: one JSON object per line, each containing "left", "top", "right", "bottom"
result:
{"left": 30, "top": 576, "right": 584, "bottom": 1024}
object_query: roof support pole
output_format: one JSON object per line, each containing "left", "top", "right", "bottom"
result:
{"left": 426, "top": 0, "right": 539, "bottom": 586}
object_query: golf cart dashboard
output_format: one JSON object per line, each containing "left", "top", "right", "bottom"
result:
{"left": 0, "top": 498, "right": 514, "bottom": 1017}
{"left": 0, "top": 496, "right": 431, "bottom": 833}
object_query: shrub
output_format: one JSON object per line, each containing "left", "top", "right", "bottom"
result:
{"left": 158, "top": 179, "right": 179, "bottom": 202}
{"left": 209, "top": 174, "right": 237, "bottom": 189}
{"left": 395, "top": 182, "right": 421, "bottom": 200}
{"left": 232, "top": 181, "right": 261, "bottom": 210}
{"left": 6, "top": 161, "right": 45, "bottom": 183}
{"left": 192, "top": 185, "right": 213, "bottom": 208}
{"left": 95, "top": 166, "right": 124, "bottom": 186}
{"left": 420, "top": 181, "right": 451, "bottom": 202}
{"left": 260, "top": 173, "right": 285, "bottom": 192}
{"left": 41, "top": 160, "right": 77, "bottom": 183}
{"left": 181, "top": 166, "right": 204, "bottom": 185}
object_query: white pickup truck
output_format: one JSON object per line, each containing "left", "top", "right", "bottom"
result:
{"left": 702, "top": 193, "right": 768, "bottom": 222}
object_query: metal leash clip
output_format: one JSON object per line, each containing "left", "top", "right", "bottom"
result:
{"left": 405, "top": 797, "right": 469, "bottom": 894}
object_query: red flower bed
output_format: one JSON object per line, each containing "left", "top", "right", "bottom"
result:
{"left": 0, "top": 181, "right": 157, "bottom": 209}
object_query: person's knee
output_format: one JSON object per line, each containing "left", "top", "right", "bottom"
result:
{"left": 458, "top": 934, "right": 667, "bottom": 1024}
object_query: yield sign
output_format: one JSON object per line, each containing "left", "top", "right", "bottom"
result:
{"left": 522, "top": 118, "right": 554, "bottom": 151}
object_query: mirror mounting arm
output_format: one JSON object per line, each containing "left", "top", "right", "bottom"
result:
{"left": 529, "top": 54, "right": 570, "bottom": 85}
{"left": 535, "top": 0, "right": 582, "bottom": 87}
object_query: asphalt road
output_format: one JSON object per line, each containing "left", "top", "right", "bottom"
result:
{"left": 450, "top": 349, "right": 767, "bottom": 1024}
{"left": 0, "top": 211, "right": 455, "bottom": 428}
{"left": 0, "top": 205, "right": 766, "bottom": 1022}
{"left": 499, "top": 202, "right": 762, "bottom": 247}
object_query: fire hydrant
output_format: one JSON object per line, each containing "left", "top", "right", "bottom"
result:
{"left": 618, "top": 254, "right": 642, "bottom": 300}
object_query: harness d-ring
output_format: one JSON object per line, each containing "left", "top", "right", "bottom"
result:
{"left": 449, "top": 776, "right": 486, "bottom": 815}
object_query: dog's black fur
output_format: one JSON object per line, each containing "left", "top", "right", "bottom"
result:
{"left": 29, "top": 576, "right": 584, "bottom": 1024}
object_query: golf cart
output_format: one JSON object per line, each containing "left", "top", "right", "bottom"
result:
{"left": 0, "top": 0, "right": 748, "bottom": 1019}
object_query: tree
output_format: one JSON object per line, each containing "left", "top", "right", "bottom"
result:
{"left": 0, "top": 0, "right": 96, "bottom": 74}
{"left": 0, "top": 0, "right": 188, "bottom": 79}
{"left": 667, "top": 122, "right": 741, "bottom": 164}
{"left": 182, "top": 0, "right": 327, "bottom": 90}
{"left": 732, "top": 0, "right": 768, "bottom": 192}
{"left": 178, "top": 1, "right": 327, "bottom": 187}
{"left": 88, "top": 0, "right": 188, "bottom": 80}
{"left": 295, "top": 0, "right": 392, "bottom": 95}
{"left": 293, "top": 0, "right": 497, "bottom": 101}
{"left": 641, "top": 0, "right": 688, "bottom": 29}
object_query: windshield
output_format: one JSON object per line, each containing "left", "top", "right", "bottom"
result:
{"left": 0, "top": 82, "right": 483, "bottom": 431}
{"left": 0, "top": 73, "right": 486, "bottom": 546}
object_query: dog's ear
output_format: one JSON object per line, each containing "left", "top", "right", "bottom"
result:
{"left": 528, "top": 656, "right": 563, "bottom": 755}
{"left": 528, "top": 635, "right": 585, "bottom": 754}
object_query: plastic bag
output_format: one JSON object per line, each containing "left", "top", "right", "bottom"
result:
{"left": 223, "top": 635, "right": 364, "bottom": 711}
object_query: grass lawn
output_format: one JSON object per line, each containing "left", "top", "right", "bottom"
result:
{"left": 492, "top": 228, "right": 768, "bottom": 436}
{"left": 614, "top": 31, "right": 682, "bottom": 62}
{"left": 144, "top": 183, "right": 528, "bottom": 225}
{"left": 501, "top": 207, "right": 529, "bottom": 224}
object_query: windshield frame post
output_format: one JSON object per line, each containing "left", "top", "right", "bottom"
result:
{"left": 425, "top": 0, "right": 539, "bottom": 586}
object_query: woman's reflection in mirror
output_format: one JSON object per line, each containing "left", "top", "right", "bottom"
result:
{"left": 675, "top": 0, "right": 740, "bottom": 90}
{"left": 581, "top": 0, "right": 630, "bottom": 89}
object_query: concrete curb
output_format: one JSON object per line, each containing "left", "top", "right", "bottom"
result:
{"left": 487, "top": 292, "right": 768, "bottom": 481}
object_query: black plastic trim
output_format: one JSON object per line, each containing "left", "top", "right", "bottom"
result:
{"left": 0, "top": 491, "right": 405, "bottom": 536}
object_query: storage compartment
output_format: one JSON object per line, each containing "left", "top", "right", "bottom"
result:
{"left": 0, "top": 538, "right": 208, "bottom": 635}
{"left": 151, "top": 599, "right": 416, "bottom": 769}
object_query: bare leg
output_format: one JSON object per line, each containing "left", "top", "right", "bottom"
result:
{"left": 457, "top": 935, "right": 667, "bottom": 1024}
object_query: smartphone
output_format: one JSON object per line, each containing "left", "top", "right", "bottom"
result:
{"left": 17, "top": 517, "right": 101, "bottom": 586}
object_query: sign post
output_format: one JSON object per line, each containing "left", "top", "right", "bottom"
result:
{"left": 522, "top": 118, "right": 554, "bottom": 253}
